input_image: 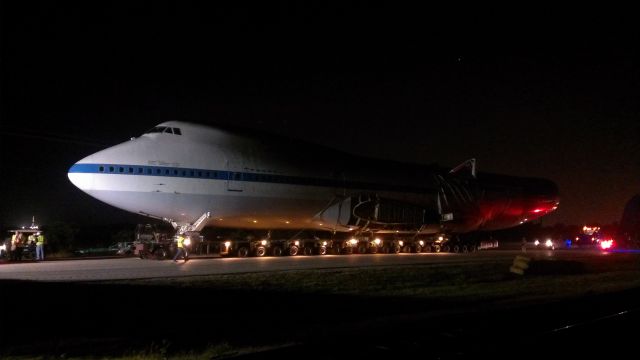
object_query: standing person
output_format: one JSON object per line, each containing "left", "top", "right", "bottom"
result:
{"left": 13, "top": 233, "right": 23, "bottom": 261}
{"left": 36, "top": 232, "right": 45, "bottom": 261}
{"left": 521, "top": 237, "right": 527, "bottom": 253}
{"left": 8, "top": 233, "right": 17, "bottom": 261}
{"left": 172, "top": 234, "right": 188, "bottom": 262}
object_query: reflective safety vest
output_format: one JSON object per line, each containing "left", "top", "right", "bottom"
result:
{"left": 36, "top": 235, "right": 44, "bottom": 246}
{"left": 176, "top": 236, "right": 185, "bottom": 248}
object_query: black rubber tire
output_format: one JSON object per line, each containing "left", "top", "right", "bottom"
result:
{"left": 272, "top": 247, "right": 283, "bottom": 256}
{"left": 414, "top": 245, "right": 422, "bottom": 253}
{"left": 442, "top": 245, "right": 450, "bottom": 253}
{"left": 303, "top": 247, "right": 313, "bottom": 256}
{"left": 358, "top": 245, "right": 367, "bottom": 254}
{"left": 237, "top": 247, "right": 249, "bottom": 258}
{"left": 370, "top": 246, "right": 378, "bottom": 254}
{"left": 319, "top": 246, "right": 327, "bottom": 255}
{"left": 255, "top": 246, "right": 266, "bottom": 257}
{"left": 453, "top": 244, "right": 461, "bottom": 253}
{"left": 345, "top": 247, "right": 353, "bottom": 255}
{"left": 393, "top": 246, "right": 401, "bottom": 254}
{"left": 289, "top": 245, "right": 299, "bottom": 256}
{"left": 462, "top": 245, "right": 469, "bottom": 253}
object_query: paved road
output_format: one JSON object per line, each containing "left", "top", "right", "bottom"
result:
{"left": 0, "top": 248, "right": 609, "bottom": 282}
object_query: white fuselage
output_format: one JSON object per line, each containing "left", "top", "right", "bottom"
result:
{"left": 68, "top": 121, "right": 363, "bottom": 231}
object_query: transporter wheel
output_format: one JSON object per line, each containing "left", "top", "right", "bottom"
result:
{"left": 442, "top": 245, "right": 450, "bottom": 253}
{"left": 382, "top": 246, "right": 390, "bottom": 254}
{"left": 414, "top": 245, "right": 422, "bottom": 253}
{"left": 319, "top": 246, "right": 327, "bottom": 255}
{"left": 272, "top": 247, "right": 283, "bottom": 256}
{"left": 453, "top": 244, "right": 461, "bottom": 253}
{"left": 393, "top": 245, "right": 401, "bottom": 254}
{"left": 237, "top": 247, "right": 249, "bottom": 258}
{"left": 303, "top": 247, "right": 313, "bottom": 256}
{"left": 468, "top": 244, "right": 477, "bottom": 253}
{"left": 289, "top": 245, "right": 299, "bottom": 256}
{"left": 345, "top": 247, "right": 353, "bottom": 255}
{"left": 402, "top": 246, "right": 411, "bottom": 253}
{"left": 357, "top": 245, "right": 367, "bottom": 254}
{"left": 370, "top": 246, "right": 378, "bottom": 254}
{"left": 333, "top": 247, "right": 342, "bottom": 255}
{"left": 462, "top": 245, "right": 469, "bottom": 253}
{"left": 255, "top": 246, "right": 267, "bottom": 257}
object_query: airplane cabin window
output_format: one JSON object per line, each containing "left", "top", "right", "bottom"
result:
{"left": 164, "top": 127, "right": 174, "bottom": 134}
{"left": 138, "top": 168, "right": 143, "bottom": 173}
{"left": 109, "top": 167, "right": 114, "bottom": 172}
{"left": 174, "top": 170, "right": 178, "bottom": 175}
{"left": 129, "top": 167, "right": 133, "bottom": 173}
{"left": 119, "top": 167, "right": 124, "bottom": 173}
{"left": 99, "top": 166, "right": 104, "bottom": 172}
{"left": 173, "top": 128, "right": 182, "bottom": 135}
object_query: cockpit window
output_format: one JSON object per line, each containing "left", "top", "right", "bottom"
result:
{"left": 144, "top": 126, "right": 182, "bottom": 135}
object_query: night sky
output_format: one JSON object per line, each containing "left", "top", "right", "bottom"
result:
{"left": 1, "top": 3, "right": 639, "bottom": 228}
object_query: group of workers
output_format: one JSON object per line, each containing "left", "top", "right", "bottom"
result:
{"left": 4, "top": 232, "right": 45, "bottom": 261}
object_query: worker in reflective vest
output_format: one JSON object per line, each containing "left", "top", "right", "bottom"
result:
{"left": 36, "top": 233, "right": 45, "bottom": 261}
{"left": 172, "top": 235, "right": 188, "bottom": 262}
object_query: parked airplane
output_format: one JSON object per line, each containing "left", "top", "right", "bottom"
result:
{"left": 68, "top": 121, "right": 559, "bottom": 244}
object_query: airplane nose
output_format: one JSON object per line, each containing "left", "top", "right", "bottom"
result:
{"left": 67, "top": 157, "right": 101, "bottom": 192}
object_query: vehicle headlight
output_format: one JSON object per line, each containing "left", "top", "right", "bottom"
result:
{"left": 545, "top": 239, "right": 553, "bottom": 247}
{"left": 184, "top": 238, "right": 191, "bottom": 246}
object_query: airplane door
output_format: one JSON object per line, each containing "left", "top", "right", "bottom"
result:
{"left": 226, "top": 160, "right": 244, "bottom": 192}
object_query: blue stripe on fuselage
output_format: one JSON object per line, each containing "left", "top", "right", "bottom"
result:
{"left": 68, "top": 163, "right": 434, "bottom": 194}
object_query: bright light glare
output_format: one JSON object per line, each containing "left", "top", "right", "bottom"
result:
{"left": 261, "top": 240, "right": 267, "bottom": 246}
{"left": 545, "top": 239, "right": 553, "bottom": 247}
{"left": 534, "top": 240, "right": 540, "bottom": 246}
{"left": 601, "top": 240, "right": 613, "bottom": 250}
{"left": 398, "top": 241, "right": 404, "bottom": 247}
{"left": 322, "top": 241, "right": 327, "bottom": 246}
{"left": 224, "top": 241, "right": 231, "bottom": 248}
{"left": 419, "top": 240, "right": 424, "bottom": 246}
{"left": 349, "top": 238, "right": 358, "bottom": 246}
{"left": 438, "top": 236, "right": 444, "bottom": 241}
{"left": 374, "top": 238, "right": 381, "bottom": 245}
{"left": 184, "top": 238, "right": 191, "bottom": 246}
{"left": 294, "top": 240, "right": 300, "bottom": 246}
